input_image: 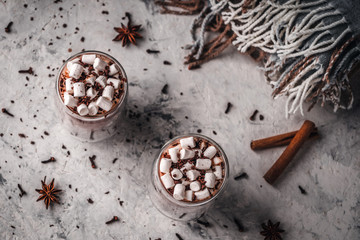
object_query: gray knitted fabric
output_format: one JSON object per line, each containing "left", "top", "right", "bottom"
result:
{"left": 188, "top": 0, "right": 360, "bottom": 117}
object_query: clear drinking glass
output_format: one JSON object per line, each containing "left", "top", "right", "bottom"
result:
{"left": 148, "top": 134, "right": 229, "bottom": 221}
{"left": 55, "top": 50, "right": 128, "bottom": 142}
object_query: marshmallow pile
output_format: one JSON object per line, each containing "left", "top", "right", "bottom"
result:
{"left": 159, "top": 136, "right": 225, "bottom": 202}
{"left": 60, "top": 54, "right": 124, "bottom": 116}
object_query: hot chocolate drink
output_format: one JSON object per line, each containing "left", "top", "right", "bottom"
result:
{"left": 55, "top": 51, "right": 128, "bottom": 141}
{"left": 149, "top": 134, "right": 229, "bottom": 221}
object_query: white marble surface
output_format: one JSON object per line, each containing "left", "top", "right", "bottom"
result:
{"left": 0, "top": 0, "right": 359, "bottom": 239}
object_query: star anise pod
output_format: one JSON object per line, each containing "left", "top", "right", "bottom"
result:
{"left": 260, "top": 220, "right": 285, "bottom": 240}
{"left": 113, "top": 12, "right": 142, "bottom": 47}
{"left": 35, "top": 176, "right": 62, "bottom": 209}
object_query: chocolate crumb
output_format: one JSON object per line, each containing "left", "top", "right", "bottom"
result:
{"left": 80, "top": 36, "right": 85, "bottom": 42}
{"left": 259, "top": 114, "right": 264, "bottom": 121}
{"left": 225, "top": 102, "right": 233, "bottom": 114}
{"left": 89, "top": 155, "right": 97, "bottom": 169}
{"left": 44, "top": 131, "right": 49, "bottom": 136}
{"left": 298, "top": 185, "right": 307, "bottom": 195}
{"left": 87, "top": 198, "right": 94, "bottom": 204}
{"left": 234, "top": 172, "right": 248, "bottom": 180}
{"left": 146, "top": 49, "right": 160, "bottom": 54}
{"left": 161, "top": 84, "right": 168, "bottom": 94}
{"left": 197, "top": 219, "right": 210, "bottom": 227}
{"left": 102, "top": 10, "right": 109, "bottom": 14}
{"left": 18, "top": 133, "right": 27, "bottom": 138}
{"left": 175, "top": 233, "right": 184, "bottom": 240}
{"left": 67, "top": 150, "right": 71, "bottom": 156}
{"left": 76, "top": 225, "right": 79, "bottom": 229}
{"left": 30, "top": 17, "right": 34, "bottom": 21}
{"left": 63, "top": 23, "right": 67, "bottom": 28}
{"left": 234, "top": 217, "right": 245, "bottom": 232}
{"left": 143, "top": 68, "right": 148, "bottom": 71}
{"left": 169, "top": 132, "right": 173, "bottom": 139}
{"left": 104, "top": 191, "right": 110, "bottom": 194}
{"left": 69, "top": 184, "right": 72, "bottom": 189}
{"left": 11, "top": 225, "right": 15, "bottom": 229}
{"left": 213, "top": 130, "right": 217, "bottom": 135}
{"left": 112, "top": 158, "right": 118, "bottom": 164}
{"left": 119, "top": 200, "right": 124, "bottom": 206}
{"left": 5, "top": 22, "right": 13, "bottom": 33}
{"left": 197, "top": 129, "right": 202, "bottom": 133}
{"left": 30, "top": 141, "right": 35, "bottom": 145}
{"left": 49, "top": 224, "right": 54, "bottom": 227}
{"left": 62, "top": 144, "right": 67, "bottom": 149}
{"left": 163, "top": 60, "right": 171, "bottom": 65}
{"left": 249, "top": 110, "right": 258, "bottom": 121}
{"left": 24, "top": 4, "right": 28, "bottom": 8}
{"left": 223, "top": 224, "right": 228, "bottom": 228}
{"left": 179, "top": 213, "right": 187, "bottom": 219}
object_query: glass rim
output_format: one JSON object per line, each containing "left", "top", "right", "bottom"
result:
{"left": 55, "top": 50, "right": 128, "bottom": 122}
{"left": 153, "top": 133, "right": 230, "bottom": 207}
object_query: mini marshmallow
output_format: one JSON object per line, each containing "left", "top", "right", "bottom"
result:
{"left": 185, "top": 190, "right": 193, "bottom": 201}
{"left": 168, "top": 147, "right": 179, "bottom": 163}
{"left": 86, "top": 76, "right": 96, "bottom": 85}
{"left": 180, "top": 137, "right": 195, "bottom": 149}
{"left": 86, "top": 87, "right": 97, "bottom": 99}
{"left": 77, "top": 103, "right": 89, "bottom": 116}
{"left": 204, "top": 172, "right": 216, "bottom": 188}
{"left": 180, "top": 162, "right": 194, "bottom": 173}
{"left": 181, "top": 180, "right": 191, "bottom": 186}
{"left": 96, "top": 96, "right": 112, "bottom": 111}
{"left": 203, "top": 146, "right": 217, "bottom": 159}
{"left": 93, "top": 57, "right": 107, "bottom": 71}
{"left": 161, "top": 173, "right": 175, "bottom": 189}
{"left": 81, "top": 54, "right": 96, "bottom": 65}
{"left": 180, "top": 149, "right": 195, "bottom": 160}
{"left": 173, "top": 184, "right": 185, "bottom": 201}
{"left": 194, "top": 188, "right": 210, "bottom": 200}
{"left": 73, "top": 82, "right": 86, "bottom": 97}
{"left": 88, "top": 102, "right": 99, "bottom": 116}
{"left": 196, "top": 159, "right": 212, "bottom": 170}
{"left": 102, "top": 85, "right": 114, "bottom": 100}
{"left": 171, "top": 169, "right": 183, "bottom": 180}
{"left": 213, "top": 165, "right": 223, "bottom": 179}
{"left": 109, "top": 64, "right": 118, "bottom": 76}
{"left": 65, "top": 78, "right": 73, "bottom": 93}
{"left": 63, "top": 92, "right": 78, "bottom": 107}
{"left": 107, "top": 78, "right": 121, "bottom": 89}
{"left": 186, "top": 169, "right": 200, "bottom": 181}
{"left": 213, "top": 157, "right": 223, "bottom": 165}
{"left": 66, "top": 58, "right": 79, "bottom": 70}
{"left": 95, "top": 76, "right": 107, "bottom": 88}
{"left": 69, "top": 63, "right": 84, "bottom": 79}
{"left": 190, "top": 181, "right": 201, "bottom": 191}
{"left": 159, "top": 158, "right": 172, "bottom": 173}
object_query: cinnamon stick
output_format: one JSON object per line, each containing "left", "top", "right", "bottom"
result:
{"left": 263, "top": 120, "right": 316, "bottom": 184}
{"left": 251, "top": 128, "right": 319, "bottom": 150}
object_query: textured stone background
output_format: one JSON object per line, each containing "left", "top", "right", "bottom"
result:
{"left": 0, "top": 0, "right": 359, "bottom": 239}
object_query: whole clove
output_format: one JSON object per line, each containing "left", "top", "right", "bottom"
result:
{"left": 18, "top": 67, "right": 34, "bottom": 75}
{"left": 18, "top": 184, "right": 27, "bottom": 197}
{"left": 105, "top": 216, "right": 119, "bottom": 224}
{"left": 2, "top": 108, "right": 14, "bottom": 117}
{"left": 41, "top": 157, "right": 56, "bottom": 164}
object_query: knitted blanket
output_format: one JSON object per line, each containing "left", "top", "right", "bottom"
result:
{"left": 155, "top": 0, "right": 360, "bottom": 117}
